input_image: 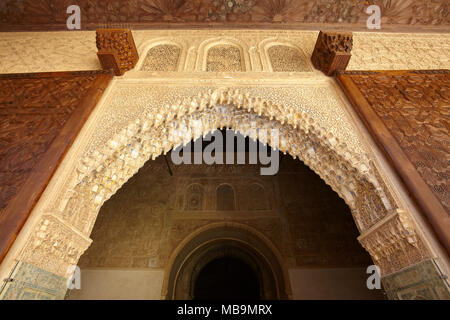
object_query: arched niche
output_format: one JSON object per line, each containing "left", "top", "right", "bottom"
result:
{"left": 197, "top": 38, "right": 251, "bottom": 71}
{"left": 135, "top": 39, "right": 187, "bottom": 72}
{"left": 206, "top": 44, "right": 244, "bottom": 72}
{"left": 268, "top": 45, "right": 309, "bottom": 72}
{"left": 258, "top": 38, "right": 312, "bottom": 72}
{"left": 162, "top": 223, "right": 291, "bottom": 300}
{"left": 216, "top": 184, "right": 236, "bottom": 210}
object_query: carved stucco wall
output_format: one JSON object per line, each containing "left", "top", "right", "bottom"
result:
{"left": 0, "top": 30, "right": 449, "bottom": 73}
{"left": 0, "top": 29, "right": 448, "bottom": 300}
{"left": 267, "top": 45, "right": 309, "bottom": 72}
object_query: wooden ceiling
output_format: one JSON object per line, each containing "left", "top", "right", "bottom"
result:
{"left": 0, "top": 0, "right": 449, "bottom": 32}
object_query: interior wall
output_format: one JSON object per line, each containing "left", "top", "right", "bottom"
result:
{"left": 288, "top": 268, "right": 384, "bottom": 300}
{"left": 67, "top": 269, "right": 164, "bottom": 300}
{"left": 69, "top": 267, "right": 384, "bottom": 300}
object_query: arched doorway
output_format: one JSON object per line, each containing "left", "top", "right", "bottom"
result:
{"left": 194, "top": 256, "right": 260, "bottom": 300}
{"left": 164, "top": 224, "right": 289, "bottom": 300}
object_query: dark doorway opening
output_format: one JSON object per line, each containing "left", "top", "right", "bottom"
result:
{"left": 193, "top": 256, "right": 260, "bottom": 300}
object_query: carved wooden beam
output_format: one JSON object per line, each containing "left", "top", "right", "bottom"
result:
{"left": 96, "top": 29, "right": 139, "bottom": 76}
{"left": 311, "top": 31, "right": 353, "bottom": 76}
{"left": 338, "top": 70, "right": 450, "bottom": 254}
{"left": 0, "top": 71, "right": 112, "bottom": 265}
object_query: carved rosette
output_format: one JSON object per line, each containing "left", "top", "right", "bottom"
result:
{"left": 185, "top": 184, "right": 205, "bottom": 211}
{"left": 96, "top": 29, "right": 139, "bottom": 76}
{"left": 358, "top": 210, "right": 432, "bottom": 276}
{"left": 311, "top": 31, "right": 353, "bottom": 76}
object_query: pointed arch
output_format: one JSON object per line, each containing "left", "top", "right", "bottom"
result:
{"left": 61, "top": 88, "right": 392, "bottom": 240}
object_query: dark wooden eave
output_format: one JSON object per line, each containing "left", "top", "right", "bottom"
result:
{"left": 0, "top": 70, "right": 113, "bottom": 264}
{"left": 337, "top": 70, "right": 450, "bottom": 254}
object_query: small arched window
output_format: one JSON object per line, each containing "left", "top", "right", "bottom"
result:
{"left": 268, "top": 45, "right": 308, "bottom": 72}
{"left": 141, "top": 44, "right": 181, "bottom": 71}
{"left": 217, "top": 184, "right": 235, "bottom": 210}
{"left": 206, "top": 45, "right": 243, "bottom": 72}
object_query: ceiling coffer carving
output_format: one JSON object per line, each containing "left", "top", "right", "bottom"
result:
{"left": 0, "top": 1, "right": 448, "bottom": 32}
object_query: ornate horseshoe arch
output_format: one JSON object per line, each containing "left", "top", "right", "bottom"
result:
{"left": 62, "top": 88, "right": 391, "bottom": 234}
{"left": 1, "top": 86, "right": 437, "bottom": 300}
{"left": 55, "top": 87, "right": 429, "bottom": 276}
